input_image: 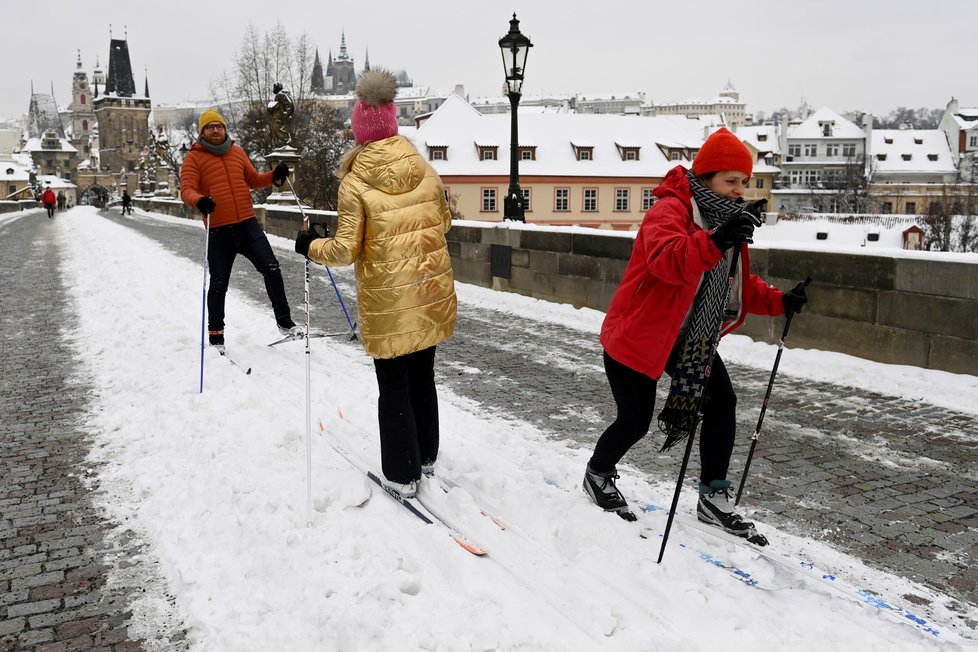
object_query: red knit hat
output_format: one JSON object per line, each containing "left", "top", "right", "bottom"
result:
{"left": 351, "top": 70, "right": 399, "bottom": 145}
{"left": 692, "top": 128, "right": 753, "bottom": 179}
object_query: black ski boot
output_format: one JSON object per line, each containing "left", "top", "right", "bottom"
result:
{"left": 697, "top": 480, "right": 760, "bottom": 539}
{"left": 583, "top": 464, "right": 636, "bottom": 522}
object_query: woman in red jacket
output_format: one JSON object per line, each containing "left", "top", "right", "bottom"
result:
{"left": 583, "top": 128, "right": 808, "bottom": 537}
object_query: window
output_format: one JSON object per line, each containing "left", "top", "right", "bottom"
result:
{"left": 927, "top": 153, "right": 938, "bottom": 161}
{"left": 625, "top": 150, "right": 637, "bottom": 160}
{"left": 905, "top": 202, "right": 916, "bottom": 214}
{"left": 822, "top": 123, "right": 833, "bottom": 137}
{"left": 554, "top": 188, "right": 569, "bottom": 211}
{"left": 521, "top": 188, "right": 532, "bottom": 211}
{"left": 615, "top": 188, "right": 629, "bottom": 212}
{"left": 804, "top": 144, "right": 817, "bottom": 157}
{"left": 481, "top": 188, "right": 497, "bottom": 212}
{"left": 617, "top": 145, "right": 640, "bottom": 161}
{"left": 520, "top": 150, "right": 532, "bottom": 160}
{"left": 876, "top": 153, "right": 887, "bottom": 161}
{"left": 80, "top": 94, "right": 86, "bottom": 104}
{"left": 671, "top": 151, "right": 680, "bottom": 160}
{"left": 642, "top": 188, "right": 655, "bottom": 211}
{"left": 788, "top": 144, "right": 801, "bottom": 157}
{"left": 842, "top": 143, "right": 856, "bottom": 157}
{"left": 572, "top": 144, "right": 594, "bottom": 160}
{"left": 789, "top": 170, "right": 802, "bottom": 185}
{"left": 881, "top": 201, "right": 892, "bottom": 214}
{"left": 757, "top": 133, "right": 768, "bottom": 142}
{"left": 884, "top": 136, "right": 893, "bottom": 144}
{"left": 7, "top": 185, "right": 14, "bottom": 195}
{"left": 902, "top": 153, "right": 912, "bottom": 161}
{"left": 427, "top": 146, "right": 447, "bottom": 161}
{"left": 755, "top": 178, "right": 765, "bottom": 189}
{"left": 477, "top": 145, "right": 498, "bottom": 160}
{"left": 583, "top": 188, "right": 597, "bottom": 212}
{"left": 825, "top": 144, "right": 839, "bottom": 157}
{"left": 970, "top": 135, "right": 978, "bottom": 148}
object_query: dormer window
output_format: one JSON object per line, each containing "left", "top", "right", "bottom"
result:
{"left": 927, "top": 153, "right": 938, "bottom": 161}
{"left": 427, "top": 145, "right": 448, "bottom": 161}
{"left": 5, "top": 168, "right": 13, "bottom": 175}
{"left": 757, "top": 133, "right": 768, "bottom": 142}
{"left": 572, "top": 144, "right": 594, "bottom": 161}
{"left": 884, "top": 136, "right": 893, "bottom": 144}
{"left": 518, "top": 146, "right": 537, "bottom": 161}
{"left": 615, "top": 144, "right": 641, "bottom": 161}
{"left": 876, "top": 153, "right": 887, "bottom": 161}
{"left": 914, "top": 137, "right": 923, "bottom": 145}
{"left": 902, "top": 153, "right": 912, "bottom": 161}
{"left": 820, "top": 121, "right": 835, "bottom": 137}
{"left": 477, "top": 145, "right": 498, "bottom": 161}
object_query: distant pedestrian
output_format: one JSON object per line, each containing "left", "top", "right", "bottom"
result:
{"left": 57, "top": 191, "right": 65, "bottom": 211}
{"left": 180, "top": 107, "right": 297, "bottom": 349}
{"left": 294, "top": 70, "right": 456, "bottom": 499}
{"left": 121, "top": 190, "right": 132, "bottom": 216}
{"left": 582, "top": 128, "right": 809, "bottom": 539}
{"left": 41, "top": 187, "right": 56, "bottom": 219}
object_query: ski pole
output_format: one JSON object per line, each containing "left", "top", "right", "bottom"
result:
{"left": 300, "top": 192, "right": 313, "bottom": 524}
{"left": 284, "top": 178, "right": 358, "bottom": 339}
{"left": 658, "top": 247, "right": 741, "bottom": 564}
{"left": 735, "top": 276, "right": 812, "bottom": 506}
{"left": 198, "top": 212, "right": 211, "bottom": 394}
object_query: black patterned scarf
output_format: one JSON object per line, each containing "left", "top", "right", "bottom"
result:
{"left": 657, "top": 170, "right": 748, "bottom": 451}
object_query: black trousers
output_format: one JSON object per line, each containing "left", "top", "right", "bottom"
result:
{"left": 589, "top": 348, "right": 737, "bottom": 486}
{"left": 373, "top": 346, "right": 440, "bottom": 484}
{"left": 206, "top": 218, "right": 290, "bottom": 331}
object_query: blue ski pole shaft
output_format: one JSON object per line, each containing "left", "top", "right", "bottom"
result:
{"left": 199, "top": 213, "right": 211, "bottom": 393}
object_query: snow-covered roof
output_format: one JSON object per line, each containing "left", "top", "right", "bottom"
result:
{"left": 37, "top": 174, "right": 77, "bottom": 189}
{"left": 738, "top": 125, "right": 781, "bottom": 155}
{"left": 871, "top": 130, "right": 956, "bottom": 175}
{"left": 0, "top": 161, "right": 29, "bottom": 181}
{"left": 951, "top": 110, "right": 978, "bottom": 131}
{"left": 789, "top": 107, "right": 865, "bottom": 140}
{"left": 411, "top": 94, "right": 711, "bottom": 178}
{"left": 21, "top": 136, "right": 77, "bottom": 153}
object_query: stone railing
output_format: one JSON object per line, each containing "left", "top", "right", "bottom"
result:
{"left": 133, "top": 198, "right": 978, "bottom": 375}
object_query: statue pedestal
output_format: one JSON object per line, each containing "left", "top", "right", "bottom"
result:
{"left": 264, "top": 146, "right": 302, "bottom": 205}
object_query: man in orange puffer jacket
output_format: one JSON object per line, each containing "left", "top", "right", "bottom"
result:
{"left": 181, "top": 107, "right": 299, "bottom": 348}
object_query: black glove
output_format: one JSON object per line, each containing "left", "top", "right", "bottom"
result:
{"left": 709, "top": 212, "right": 756, "bottom": 251}
{"left": 273, "top": 162, "right": 290, "bottom": 186}
{"left": 742, "top": 198, "right": 768, "bottom": 226}
{"left": 196, "top": 196, "right": 216, "bottom": 215}
{"left": 781, "top": 281, "right": 808, "bottom": 314}
{"left": 294, "top": 229, "right": 316, "bottom": 258}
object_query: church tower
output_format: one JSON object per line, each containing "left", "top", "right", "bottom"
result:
{"left": 70, "top": 50, "right": 95, "bottom": 162}
{"left": 93, "top": 33, "right": 151, "bottom": 175}
{"left": 311, "top": 49, "right": 326, "bottom": 95}
{"left": 331, "top": 31, "right": 356, "bottom": 94}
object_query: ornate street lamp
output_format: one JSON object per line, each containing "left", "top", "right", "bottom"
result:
{"left": 498, "top": 13, "right": 533, "bottom": 222}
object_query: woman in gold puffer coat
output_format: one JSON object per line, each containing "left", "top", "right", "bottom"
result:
{"left": 295, "top": 70, "right": 456, "bottom": 497}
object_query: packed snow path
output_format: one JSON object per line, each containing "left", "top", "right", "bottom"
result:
{"left": 2, "top": 206, "right": 976, "bottom": 650}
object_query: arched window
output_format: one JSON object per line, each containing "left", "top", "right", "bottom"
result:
{"left": 80, "top": 95, "right": 86, "bottom": 104}
{"left": 82, "top": 120, "right": 88, "bottom": 130}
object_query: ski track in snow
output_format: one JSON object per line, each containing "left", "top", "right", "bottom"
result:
{"left": 53, "top": 207, "right": 976, "bottom": 651}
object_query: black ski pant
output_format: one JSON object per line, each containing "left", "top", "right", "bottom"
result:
{"left": 206, "top": 217, "right": 291, "bottom": 332}
{"left": 45, "top": 205, "right": 55, "bottom": 218}
{"left": 373, "top": 346, "right": 440, "bottom": 484}
{"left": 588, "top": 348, "right": 737, "bottom": 487}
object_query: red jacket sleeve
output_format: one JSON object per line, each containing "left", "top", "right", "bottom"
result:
{"left": 642, "top": 196, "right": 723, "bottom": 286}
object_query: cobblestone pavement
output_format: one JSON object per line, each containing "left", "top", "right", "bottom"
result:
{"left": 0, "top": 212, "right": 186, "bottom": 652}
{"left": 19, "top": 209, "right": 978, "bottom": 640}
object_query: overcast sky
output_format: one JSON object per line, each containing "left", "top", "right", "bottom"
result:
{"left": 5, "top": 0, "right": 975, "bottom": 121}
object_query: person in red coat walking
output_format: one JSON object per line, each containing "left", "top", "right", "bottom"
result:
{"left": 583, "top": 128, "right": 809, "bottom": 537}
{"left": 41, "top": 187, "right": 56, "bottom": 218}
{"left": 180, "top": 108, "right": 298, "bottom": 349}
